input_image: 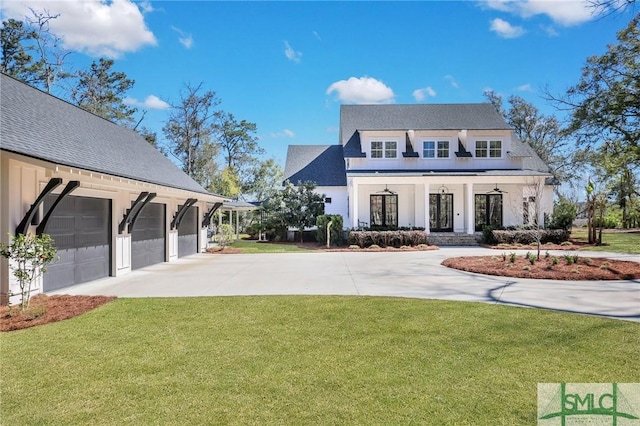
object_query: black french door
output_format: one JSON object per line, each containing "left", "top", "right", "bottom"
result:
{"left": 429, "top": 194, "right": 453, "bottom": 232}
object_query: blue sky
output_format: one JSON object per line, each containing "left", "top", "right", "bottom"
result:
{"left": 1, "top": 1, "right": 636, "bottom": 167}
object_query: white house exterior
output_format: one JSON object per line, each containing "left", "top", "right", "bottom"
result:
{"left": 285, "top": 104, "right": 554, "bottom": 239}
{"left": 0, "top": 74, "right": 229, "bottom": 303}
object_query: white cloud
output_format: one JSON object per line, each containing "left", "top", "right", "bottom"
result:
{"left": 284, "top": 41, "right": 302, "bottom": 63}
{"left": 270, "top": 129, "right": 296, "bottom": 138}
{"left": 172, "top": 26, "right": 193, "bottom": 49}
{"left": 540, "top": 24, "right": 560, "bottom": 37}
{"left": 412, "top": 86, "right": 437, "bottom": 101}
{"left": 124, "top": 95, "right": 170, "bottom": 110}
{"left": 0, "top": 0, "right": 157, "bottom": 58}
{"left": 445, "top": 75, "right": 460, "bottom": 89}
{"left": 312, "top": 31, "right": 322, "bottom": 41}
{"left": 484, "top": 0, "right": 595, "bottom": 26}
{"left": 515, "top": 83, "right": 534, "bottom": 92}
{"left": 490, "top": 18, "right": 526, "bottom": 38}
{"left": 138, "top": 1, "right": 155, "bottom": 14}
{"left": 326, "top": 76, "right": 395, "bottom": 104}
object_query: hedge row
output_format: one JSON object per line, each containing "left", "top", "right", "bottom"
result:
{"left": 490, "top": 229, "right": 571, "bottom": 245}
{"left": 348, "top": 230, "right": 428, "bottom": 248}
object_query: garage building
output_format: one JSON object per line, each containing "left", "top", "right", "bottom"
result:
{"left": 0, "top": 73, "right": 227, "bottom": 302}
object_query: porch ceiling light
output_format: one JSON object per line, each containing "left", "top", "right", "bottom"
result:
{"left": 487, "top": 184, "right": 508, "bottom": 194}
{"left": 438, "top": 185, "right": 449, "bottom": 194}
{"left": 376, "top": 185, "right": 396, "bottom": 195}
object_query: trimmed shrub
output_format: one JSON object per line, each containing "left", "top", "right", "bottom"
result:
{"left": 481, "top": 225, "right": 498, "bottom": 244}
{"left": 490, "top": 229, "right": 570, "bottom": 245}
{"left": 347, "top": 230, "right": 428, "bottom": 248}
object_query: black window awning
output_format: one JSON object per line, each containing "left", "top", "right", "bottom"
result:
{"left": 455, "top": 139, "right": 473, "bottom": 158}
{"left": 402, "top": 131, "right": 419, "bottom": 158}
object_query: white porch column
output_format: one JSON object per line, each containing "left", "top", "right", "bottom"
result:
{"left": 236, "top": 210, "right": 240, "bottom": 241}
{"left": 352, "top": 180, "right": 359, "bottom": 228}
{"left": 424, "top": 183, "right": 430, "bottom": 233}
{"left": 414, "top": 184, "right": 420, "bottom": 228}
{"left": 465, "top": 183, "right": 474, "bottom": 234}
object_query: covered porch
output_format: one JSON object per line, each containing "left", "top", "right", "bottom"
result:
{"left": 347, "top": 173, "right": 552, "bottom": 234}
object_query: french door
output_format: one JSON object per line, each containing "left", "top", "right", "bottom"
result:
{"left": 429, "top": 194, "right": 453, "bottom": 232}
{"left": 475, "top": 194, "right": 503, "bottom": 231}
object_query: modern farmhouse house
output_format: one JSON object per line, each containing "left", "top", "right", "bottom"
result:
{"left": 0, "top": 73, "right": 229, "bottom": 303}
{"left": 285, "top": 104, "right": 554, "bottom": 241}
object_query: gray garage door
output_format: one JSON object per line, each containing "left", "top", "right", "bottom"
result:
{"left": 131, "top": 202, "right": 166, "bottom": 270}
{"left": 177, "top": 205, "right": 198, "bottom": 257}
{"left": 43, "top": 194, "right": 111, "bottom": 291}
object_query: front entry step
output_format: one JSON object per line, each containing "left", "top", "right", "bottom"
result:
{"left": 428, "top": 232, "right": 480, "bottom": 246}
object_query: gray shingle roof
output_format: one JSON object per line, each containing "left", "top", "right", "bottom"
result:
{"left": 284, "top": 145, "right": 346, "bottom": 186}
{"left": 340, "top": 103, "right": 512, "bottom": 157}
{"left": 0, "top": 73, "right": 211, "bottom": 194}
{"left": 507, "top": 136, "right": 549, "bottom": 173}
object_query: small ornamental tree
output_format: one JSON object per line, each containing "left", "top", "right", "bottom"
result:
{"left": 549, "top": 196, "right": 578, "bottom": 231}
{"left": 262, "top": 181, "right": 325, "bottom": 242}
{"left": 217, "top": 224, "right": 235, "bottom": 248}
{"left": 0, "top": 233, "right": 57, "bottom": 311}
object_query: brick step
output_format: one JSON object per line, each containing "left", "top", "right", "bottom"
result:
{"left": 428, "top": 233, "right": 480, "bottom": 246}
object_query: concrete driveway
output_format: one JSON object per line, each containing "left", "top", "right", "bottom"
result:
{"left": 50, "top": 247, "right": 640, "bottom": 322}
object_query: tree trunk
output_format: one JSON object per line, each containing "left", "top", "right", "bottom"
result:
{"left": 597, "top": 198, "right": 605, "bottom": 245}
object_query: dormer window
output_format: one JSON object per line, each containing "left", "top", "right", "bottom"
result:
{"left": 423, "top": 141, "right": 449, "bottom": 158}
{"left": 371, "top": 141, "right": 397, "bottom": 158}
{"left": 475, "top": 140, "right": 502, "bottom": 158}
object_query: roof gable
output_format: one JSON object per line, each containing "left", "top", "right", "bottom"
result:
{"left": 284, "top": 145, "right": 346, "bottom": 186}
{"left": 0, "top": 73, "right": 210, "bottom": 194}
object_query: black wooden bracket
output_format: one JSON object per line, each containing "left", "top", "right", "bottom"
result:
{"left": 202, "top": 202, "right": 223, "bottom": 227}
{"left": 118, "top": 192, "right": 149, "bottom": 234}
{"left": 15, "top": 177, "right": 63, "bottom": 235}
{"left": 128, "top": 193, "right": 157, "bottom": 233}
{"left": 171, "top": 198, "right": 197, "bottom": 230}
{"left": 36, "top": 180, "right": 80, "bottom": 235}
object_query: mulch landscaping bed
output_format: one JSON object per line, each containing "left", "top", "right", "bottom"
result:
{"left": 1, "top": 294, "right": 116, "bottom": 332}
{"left": 443, "top": 255, "right": 640, "bottom": 280}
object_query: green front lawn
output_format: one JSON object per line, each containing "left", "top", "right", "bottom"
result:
{"left": 571, "top": 228, "right": 640, "bottom": 254}
{"left": 2, "top": 297, "right": 638, "bottom": 424}
{"left": 228, "top": 239, "right": 311, "bottom": 253}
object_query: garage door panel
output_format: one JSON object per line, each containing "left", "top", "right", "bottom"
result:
{"left": 131, "top": 238, "right": 165, "bottom": 269}
{"left": 177, "top": 206, "right": 197, "bottom": 258}
{"left": 43, "top": 195, "right": 111, "bottom": 291}
{"left": 131, "top": 203, "right": 165, "bottom": 269}
{"left": 75, "top": 245, "right": 110, "bottom": 283}
{"left": 178, "top": 234, "right": 197, "bottom": 257}
{"left": 44, "top": 249, "right": 76, "bottom": 291}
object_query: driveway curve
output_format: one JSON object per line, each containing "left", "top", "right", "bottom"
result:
{"left": 50, "top": 247, "right": 640, "bottom": 322}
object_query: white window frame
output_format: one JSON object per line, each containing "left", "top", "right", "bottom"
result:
{"left": 489, "top": 140, "right": 502, "bottom": 158}
{"left": 475, "top": 140, "right": 488, "bottom": 158}
{"left": 474, "top": 139, "right": 503, "bottom": 158}
{"left": 423, "top": 141, "right": 435, "bottom": 158}
{"left": 437, "top": 140, "right": 450, "bottom": 158}
{"left": 371, "top": 140, "right": 398, "bottom": 159}
{"left": 422, "top": 140, "right": 450, "bottom": 159}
